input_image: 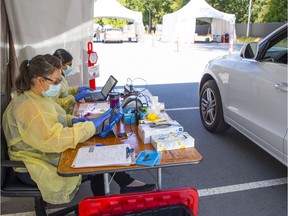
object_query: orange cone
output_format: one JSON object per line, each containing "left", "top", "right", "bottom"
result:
{"left": 229, "top": 35, "right": 234, "bottom": 54}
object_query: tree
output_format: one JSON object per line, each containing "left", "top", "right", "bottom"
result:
{"left": 207, "top": 0, "right": 250, "bottom": 23}
{"left": 207, "top": 0, "right": 287, "bottom": 23}
{"left": 95, "top": 0, "right": 287, "bottom": 29}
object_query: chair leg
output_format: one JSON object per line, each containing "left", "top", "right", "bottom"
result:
{"left": 34, "top": 195, "right": 78, "bottom": 216}
{"left": 34, "top": 196, "right": 48, "bottom": 216}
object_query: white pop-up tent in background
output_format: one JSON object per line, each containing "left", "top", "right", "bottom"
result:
{"left": 161, "top": 0, "right": 236, "bottom": 44}
{"left": 94, "top": 0, "right": 144, "bottom": 40}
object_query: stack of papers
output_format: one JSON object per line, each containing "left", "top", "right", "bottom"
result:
{"left": 72, "top": 144, "right": 133, "bottom": 168}
{"left": 135, "top": 150, "right": 162, "bottom": 166}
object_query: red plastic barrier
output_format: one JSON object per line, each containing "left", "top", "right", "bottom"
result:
{"left": 79, "top": 187, "right": 199, "bottom": 216}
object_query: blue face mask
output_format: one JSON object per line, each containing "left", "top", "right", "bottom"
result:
{"left": 63, "top": 65, "right": 72, "bottom": 76}
{"left": 42, "top": 83, "right": 62, "bottom": 97}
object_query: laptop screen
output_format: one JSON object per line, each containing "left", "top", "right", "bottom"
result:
{"left": 101, "top": 75, "right": 118, "bottom": 98}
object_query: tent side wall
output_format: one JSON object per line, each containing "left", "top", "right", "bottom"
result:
{"left": 4, "top": 0, "right": 95, "bottom": 87}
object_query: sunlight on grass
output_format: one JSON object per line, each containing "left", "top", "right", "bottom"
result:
{"left": 237, "top": 36, "right": 263, "bottom": 43}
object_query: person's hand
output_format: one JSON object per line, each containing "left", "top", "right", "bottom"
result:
{"left": 72, "top": 117, "right": 91, "bottom": 124}
{"left": 92, "top": 108, "right": 112, "bottom": 128}
{"left": 74, "top": 91, "right": 90, "bottom": 101}
{"left": 78, "top": 86, "right": 93, "bottom": 92}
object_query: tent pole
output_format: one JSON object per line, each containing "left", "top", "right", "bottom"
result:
{"left": 246, "top": 0, "right": 252, "bottom": 37}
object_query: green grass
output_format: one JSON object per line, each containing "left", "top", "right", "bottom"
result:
{"left": 237, "top": 36, "right": 263, "bottom": 43}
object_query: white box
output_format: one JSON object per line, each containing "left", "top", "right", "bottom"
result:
{"left": 151, "top": 132, "right": 195, "bottom": 151}
{"left": 138, "top": 120, "right": 184, "bottom": 144}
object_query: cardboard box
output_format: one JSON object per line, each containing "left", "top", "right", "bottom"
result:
{"left": 151, "top": 132, "right": 194, "bottom": 151}
{"left": 138, "top": 120, "right": 184, "bottom": 144}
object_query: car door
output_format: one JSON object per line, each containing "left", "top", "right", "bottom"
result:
{"left": 228, "top": 34, "right": 287, "bottom": 164}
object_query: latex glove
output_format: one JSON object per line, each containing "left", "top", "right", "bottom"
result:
{"left": 78, "top": 86, "right": 93, "bottom": 92}
{"left": 92, "top": 108, "right": 112, "bottom": 128}
{"left": 74, "top": 91, "right": 90, "bottom": 101}
{"left": 72, "top": 117, "right": 91, "bottom": 125}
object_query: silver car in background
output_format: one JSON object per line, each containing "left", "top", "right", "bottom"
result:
{"left": 199, "top": 23, "right": 287, "bottom": 166}
{"left": 103, "top": 28, "right": 124, "bottom": 43}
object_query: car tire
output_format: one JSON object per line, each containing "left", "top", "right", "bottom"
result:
{"left": 199, "top": 80, "right": 230, "bottom": 133}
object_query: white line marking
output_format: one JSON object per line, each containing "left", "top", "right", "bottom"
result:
{"left": 165, "top": 107, "right": 199, "bottom": 111}
{"left": 198, "top": 177, "right": 288, "bottom": 197}
{"left": 2, "top": 178, "right": 287, "bottom": 215}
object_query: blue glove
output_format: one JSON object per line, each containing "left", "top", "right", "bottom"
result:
{"left": 78, "top": 86, "right": 93, "bottom": 92}
{"left": 72, "top": 117, "right": 92, "bottom": 125}
{"left": 74, "top": 91, "right": 90, "bottom": 101}
{"left": 92, "top": 108, "right": 112, "bottom": 128}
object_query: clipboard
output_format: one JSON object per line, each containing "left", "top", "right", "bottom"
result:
{"left": 72, "top": 144, "right": 133, "bottom": 168}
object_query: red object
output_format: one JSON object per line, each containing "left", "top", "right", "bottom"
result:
{"left": 87, "top": 42, "right": 98, "bottom": 67}
{"left": 87, "top": 42, "right": 98, "bottom": 90}
{"left": 79, "top": 187, "right": 199, "bottom": 216}
{"left": 89, "top": 78, "right": 96, "bottom": 90}
{"left": 221, "top": 35, "right": 226, "bottom": 43}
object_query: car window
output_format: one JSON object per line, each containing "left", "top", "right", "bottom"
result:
{"left": 263, "top": 36, "right": 288, "bottom": 64}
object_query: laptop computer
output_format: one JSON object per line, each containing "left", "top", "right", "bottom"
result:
{"left": 84, "top": 75, "right": 118, "bottom": 102}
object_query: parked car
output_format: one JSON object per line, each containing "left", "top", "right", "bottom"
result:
{"left": 199, "top": 23, "right": 287, "bottom": 166}
{"left": 103, "top": 28, "right": 123, "bottom": 43}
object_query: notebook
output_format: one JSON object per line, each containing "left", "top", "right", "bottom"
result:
{"left": 84, "top": 75, "right": 118, "bottom": 102}
{"left": 71, "top": 144, "right": 133, "bottom": 168}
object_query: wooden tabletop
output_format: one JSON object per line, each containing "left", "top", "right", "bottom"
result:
{"left": 57, "top": 102, "right": 203, "bottom": 177}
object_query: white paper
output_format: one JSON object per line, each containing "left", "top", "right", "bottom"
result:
{"left": 72, "top": 144, "right": 132, "bottom": 168}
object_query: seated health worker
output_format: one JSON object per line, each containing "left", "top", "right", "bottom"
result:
{"left": 2, "top": 55, "right": 155, "bottom": 204}
{"left": 52, "top": 48, "right": 92, "bottom": 114}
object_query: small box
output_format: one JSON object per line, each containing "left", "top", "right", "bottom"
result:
{"left": 124, "top": 108, "right": 147, "bottom": 124}
{"left": 138, "top": 120, "right": 184, "bottom": 144}
{"left": 124, "top": 108, "right": 136, "bottom": 124}
{"left": 151, "top": 132, "right": 195, "bottom": 151}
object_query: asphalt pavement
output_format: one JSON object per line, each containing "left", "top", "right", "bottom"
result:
{"left": 1, "top": 38, "right": 287, "bottom": 216}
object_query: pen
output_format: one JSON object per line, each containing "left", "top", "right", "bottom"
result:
{"left": 96, "top": 144, "right": 104, "bottom": 147}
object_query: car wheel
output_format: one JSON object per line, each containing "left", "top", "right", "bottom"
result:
{"left": 200, "top": 80, "right": 230, "bottom": 133}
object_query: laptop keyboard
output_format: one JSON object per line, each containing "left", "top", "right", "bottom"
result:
{"left": 89, "top": 91, "right": 103, "bottom": 101}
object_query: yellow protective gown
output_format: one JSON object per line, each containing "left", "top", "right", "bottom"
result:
{"left": 3, "top": 90, "right": 95, "bottom": 204}
{"left": 53, "top": 75, "right": 79, "bottom": 114}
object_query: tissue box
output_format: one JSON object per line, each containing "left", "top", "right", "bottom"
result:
{"left": 151, "top": 132, "right": 195, "bottom": 151}
{"left": 138, "top": 120, "right": 184, "bottom": 144}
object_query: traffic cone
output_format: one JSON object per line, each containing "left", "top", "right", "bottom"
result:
{"left": 229, "top": 35, "right": 234, "bottom": 54}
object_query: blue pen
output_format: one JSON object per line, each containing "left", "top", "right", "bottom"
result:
{"left": 96, "top": 144, "right": 104, "bottom": 147}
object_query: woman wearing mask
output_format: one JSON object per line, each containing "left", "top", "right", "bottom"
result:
{"left": 2, "top": 55, "right": 155, "bottom": 205}
{"left": 52, "top": 48, "right": 92, "bottom": 114}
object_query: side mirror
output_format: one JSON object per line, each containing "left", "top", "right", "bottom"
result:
{"left": 240, "top": 42, "right": 259, "bottom": 59}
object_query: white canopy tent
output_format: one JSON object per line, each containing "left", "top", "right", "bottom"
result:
{"left": 161, "top": 0, "right": 236, "bottom": 44}
{"left": 94, "top": 0, "right": 144, "bottom": 37}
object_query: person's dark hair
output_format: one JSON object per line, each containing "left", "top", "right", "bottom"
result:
{"left": 16, "top": 55, "right": 56, "bottom": 94}
{"left": 44, "top": 54, "right": 62, "bottom": 69}
{"left": 52, "top": 49, "right": 73, "bottom": 65}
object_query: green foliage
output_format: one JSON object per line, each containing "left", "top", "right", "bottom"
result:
{"left": 94, "top": 18, "right": 128, "bottom": 29}
{"left": 94, "top": 0, "right": 287, "bottom": 28}
{"left": 262, "top": 0, "right": 288, "bottom": 22}
{"left": 207, "top": 0, "right": 287, "bottom": 23}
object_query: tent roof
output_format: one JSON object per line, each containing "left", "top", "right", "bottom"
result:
{"left": 165, "top": 0, "right": 235, "bottom": 23}
{"left": 94, "top": 0, "right": 142, "bottom": 22}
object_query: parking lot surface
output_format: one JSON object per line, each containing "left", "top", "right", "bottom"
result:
{"left": 1, "top": 39, "right": 287, "bottom": 216}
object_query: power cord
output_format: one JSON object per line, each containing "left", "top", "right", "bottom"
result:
{"left": 124, "top": 77, "right": 148, "bottom": 96}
